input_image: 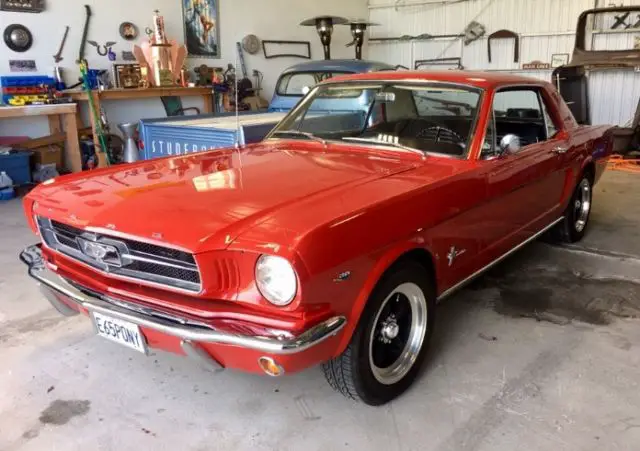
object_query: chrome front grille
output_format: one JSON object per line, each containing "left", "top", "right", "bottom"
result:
{"left": 37, "top": 217, "right": 201, "bottom": 292}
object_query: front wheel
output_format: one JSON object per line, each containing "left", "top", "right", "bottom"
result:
{"left": 322, "top": 262, "right": 435, "bottom": 405}
{"left": 551, "top": 173, "right": 593, "bottom": 243}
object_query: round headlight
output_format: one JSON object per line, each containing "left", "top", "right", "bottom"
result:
{"left": 255, "top": 255, "right": 297, "bottom": 306}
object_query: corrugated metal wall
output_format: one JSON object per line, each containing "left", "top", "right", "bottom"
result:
{"left": 366, "top": 0, "right": 640, "bottom": 125}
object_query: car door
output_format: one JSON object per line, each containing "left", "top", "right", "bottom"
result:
{"left": 476, "top": 86, "right": 568, "bottom": 257}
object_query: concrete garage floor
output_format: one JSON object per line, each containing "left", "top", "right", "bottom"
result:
{"left": 1, "top": 171, "right": 639, "bottom": 451}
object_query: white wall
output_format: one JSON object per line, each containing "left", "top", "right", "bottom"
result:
{"left": 0, "top": 0, "right": 368, "bottom": 138}
{"left": 367, "top": 0, "right": 640, "bottom": 126}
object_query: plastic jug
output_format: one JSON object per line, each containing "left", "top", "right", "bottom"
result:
{"left": 0, "top": 171, "right": 13, "bottom": 189}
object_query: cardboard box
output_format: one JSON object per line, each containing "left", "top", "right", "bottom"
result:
{"left": 31, "top": 145, "right": 63, "bottom": 169}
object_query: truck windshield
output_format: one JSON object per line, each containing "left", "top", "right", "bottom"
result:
{"left": 269, "top": 82, "right": 482, "bottom": 157}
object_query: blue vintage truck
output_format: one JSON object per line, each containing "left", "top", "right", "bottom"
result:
{"left": 138, "top": 59, "right": 395, "bottom": 160}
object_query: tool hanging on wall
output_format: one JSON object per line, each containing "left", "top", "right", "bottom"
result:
{"left": 87, "top": 40, "right": 117, "bottom": 57}
{"left": 463, "top": 21, "right": 485, "bottom": 45}
{"left": 235, "top": 42, "right": 253, "bottom": 99}
{"left": 487, "top": 29, "right": 519, "bottom": 63}
{"left": 77, "top": 5, "right": 92, "bottom": 64}
{"left": 342, "top": 20, "right": 378, "bottom": 60}
{"left": 300, "top": 15, "right": 348, "bottom": 60}
{"left": 369, "top": 33, "right": 463, "bottom": 43}
{"left": 53, "top": 26, "right": 70, "bottom": 63}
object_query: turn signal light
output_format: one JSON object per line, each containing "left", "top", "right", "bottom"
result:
{"left": 258, "top": 357, "right": 284, "bottom": 377}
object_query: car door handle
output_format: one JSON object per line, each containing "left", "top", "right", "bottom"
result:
{"left": 551, "top": 146, "right": 568, "bottom": 154}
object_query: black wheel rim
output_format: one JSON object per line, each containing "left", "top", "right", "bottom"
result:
{"left": 368, "top": 282, "right": 428, "bottom": 385}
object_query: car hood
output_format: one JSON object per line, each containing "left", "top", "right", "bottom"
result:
{"left": 29, "top": 142, "right": 419, "bottom": 253}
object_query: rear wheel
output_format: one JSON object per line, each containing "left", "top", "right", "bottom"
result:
{"left": 552, "top": 173, "right": 593, "bottom": 243}
{"left": 322, "top": 262, "right": 435, "bottom": 405}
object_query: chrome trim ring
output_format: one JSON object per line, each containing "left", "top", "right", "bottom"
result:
{"left": 368, "top": 282, "right": 428, "bottom": 385}
{"left": 574, "top": 178, "right": 591, "bottom": 233}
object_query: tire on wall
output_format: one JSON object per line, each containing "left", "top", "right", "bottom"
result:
{"left": 551, "top": 172, "right": 594, "bottom": 243}
{"left": 322, "top": 261, "right": 435, "bottom": 405}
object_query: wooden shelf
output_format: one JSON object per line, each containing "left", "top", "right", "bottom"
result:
{"left": 0, "top": 103, "right": 76, "bottom": 119}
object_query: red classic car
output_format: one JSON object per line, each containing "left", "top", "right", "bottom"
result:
{"left": 21, "top": 71, "right": 612, "bottom": 405}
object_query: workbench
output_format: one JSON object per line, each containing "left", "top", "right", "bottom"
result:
{"left": 65, "top": 87, "right": 214, "bottom": 168}
{"left": 0, "top": 103, "right": 82, "bottom": 173}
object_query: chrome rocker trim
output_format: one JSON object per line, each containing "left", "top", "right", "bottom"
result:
{"left": 20, "top": 245, "right": 347, "bottom": 356}
{"left": 437, "top": 217, "right": 564, "bottom": 301}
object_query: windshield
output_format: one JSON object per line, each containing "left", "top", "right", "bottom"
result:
{"left": 268, "top": 82, "right": 482, "bottom": 157}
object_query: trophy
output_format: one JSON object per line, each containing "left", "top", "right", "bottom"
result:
{"left": 132, "top": 10, "right": 187, "bottom": 87}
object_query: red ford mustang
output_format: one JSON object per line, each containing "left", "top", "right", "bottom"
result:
{"left": 21, "top": 71, "right": 612, "bottom": 405}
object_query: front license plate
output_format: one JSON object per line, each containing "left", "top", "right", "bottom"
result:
{"left": 91, "top": 311, "right": 147, "bottom": 354}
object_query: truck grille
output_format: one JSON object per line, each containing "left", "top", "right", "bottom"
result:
{"left": 36, "top": 217, "right": 201, "bottom": 292}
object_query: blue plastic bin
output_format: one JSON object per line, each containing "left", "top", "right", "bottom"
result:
{"left": 0, "top": 76, "right": 55, "bottom": 88}
{"left": 0, "top": 187, "right": 15, "bottom": 200}
{"left": 0, "top": 151, "right": 32, "bottom": 185}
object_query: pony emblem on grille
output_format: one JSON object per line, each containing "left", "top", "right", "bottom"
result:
{"left": 77, "top": 238, "right": 123, "bottom": 267}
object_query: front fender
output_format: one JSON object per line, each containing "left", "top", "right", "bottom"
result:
{"left": 333, "top": 239, "right": 435, "bottom": 356}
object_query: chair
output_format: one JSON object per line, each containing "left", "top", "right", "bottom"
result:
{"left": 160, "top": 96, "right": 201, "bottom": 117}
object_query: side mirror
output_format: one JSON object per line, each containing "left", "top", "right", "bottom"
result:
{"left": 499, "top": 134, "right": 521, "bottom": 155}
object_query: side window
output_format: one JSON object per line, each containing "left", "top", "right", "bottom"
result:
{"left": 481, "top": 88, "right": 550, "bottom": 158}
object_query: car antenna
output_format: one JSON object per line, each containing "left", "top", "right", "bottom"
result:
{"left": 234, "top": 52, "right": 243, "bottom": 167}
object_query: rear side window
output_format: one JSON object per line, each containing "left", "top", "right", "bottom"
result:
{"left": 276, "top": 71, "right": 351, "bottom": 96}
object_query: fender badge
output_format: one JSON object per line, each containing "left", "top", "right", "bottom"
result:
{"left": 333, "top": 271, "right": 351, "bottom": 282}
{"left": 447, "top": 246, "right": 466, "bottom": 267}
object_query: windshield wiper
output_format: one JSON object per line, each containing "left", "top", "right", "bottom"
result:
{"left": 271, "top": 130, "right": 327, "bottom": 146}
{"left": 342, "top": 136, "right": 426, "bottom": 157}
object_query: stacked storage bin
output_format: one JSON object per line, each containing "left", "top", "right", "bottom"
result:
{"left": 0, "top": 75, "right": 56, "bottom": 106}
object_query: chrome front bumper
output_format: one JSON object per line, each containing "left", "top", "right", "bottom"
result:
{"left": 20, "top": 244, "right": 346, "bottom": 355}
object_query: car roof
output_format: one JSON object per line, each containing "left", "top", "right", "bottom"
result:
{"left": 281, "top": 59, "right": 396, "bottom": 75}
{"left": 325, "top": 70, "right": 552, "bottom": 89}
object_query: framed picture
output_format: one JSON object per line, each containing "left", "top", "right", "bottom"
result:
{"left": 112, "top": 63, "right": 142, "bottom": 88}
{"left": 182, "top": 0, "right": 220, "bottom": 58}
{"left": 551, "top": 53, "right": 569, "bottom": 68}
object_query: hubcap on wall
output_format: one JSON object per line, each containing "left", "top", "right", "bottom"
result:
{"left": 368, "top": 282, "right": 428, "bottom": 385}
{"left": 574, "top": 178, "right": 591, "bottom": 233}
